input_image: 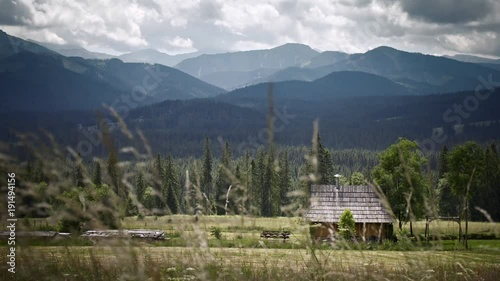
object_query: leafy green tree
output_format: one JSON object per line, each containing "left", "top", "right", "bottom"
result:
{"left": 446, "top": 142, "right": 483, "bottom": 199}
{"left": 438, "top": 144, "right": 460, "bottom": 216}
{"left": 446, "top": 141, "right": 484, "bottom": 248}
{"left": 372, "top": 138, "right": 428, "bottom": 233}
{"left": 475, "top": 143, "right": 500, "bottom": 221}
{"left": 338, "top": 209, "right": 356, "bottom": 240}
{"left": 438, "top": 145, "right": 449, "bottom": 179}
{"left": 350, "top": 172, "right": 366, "bottom": 185}
{"left": 143, "top": 186, "right": 156, "bottom": 210}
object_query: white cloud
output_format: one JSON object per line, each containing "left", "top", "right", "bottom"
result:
{"left": 0, "top": 0, "right": 499, "bottom": 58}
{"left": 168, "top": 36, "right": 193, "bottom": 48}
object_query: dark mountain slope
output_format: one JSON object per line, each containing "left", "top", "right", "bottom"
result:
{"left": 0, "top": 30, "right": 225, "bottom": 111}
{"left": 266, "top": 46, "right": 500, "bottom": 94}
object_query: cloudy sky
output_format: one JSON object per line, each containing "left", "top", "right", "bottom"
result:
{"left": 1, "top": 0, "right": 499, "bottom": 58}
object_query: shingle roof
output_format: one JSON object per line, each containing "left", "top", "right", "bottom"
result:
{"left": 304, "top": 185, "right": 393, "bottom": 223}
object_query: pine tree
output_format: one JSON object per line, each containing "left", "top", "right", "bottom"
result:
{"left": 215, "top": 142, "right": 233, "bottom": 215}
{"left": 201, "top": 137, "right": 213, "bottom": 200}
{"left": 92, "top": 162, "right": 102, "bottom": 187}
{"left": 278, "top": 150, "right": 291, "bottom": 215}
{"left": 222, "top": 142, "right": 232, "bottom": 167}
{"left": 214, "top": 164, "right": 228, "bottom": 215}
{"left": 135, "top": 171, "right": 146, "bottom": 203}
{"left": 262, "top": 146, "right": 275, "bottom": 217}
{"left": 251, "top": 147, "right": 265, "bottom": 213}
{"left": 317, "top": 135, "right": 334, "bottom": 185}
{"left": 154, "top": 153, "right": 165, "bottom": 209}
{"left": 74, "top": 162, "right": 84, "bottom": 188}
{"left": 242, "top": 149, "right": 252, "bottom": 213}
{"left": 164, "top": 155, "right": 180, "bottom": 214}
{"left": 107, "top": 151, "right": 120, "bottom": 196}
{"left": 33, "top": 160, "right": 46, "bottom": 183}
{"left": 26, "top": 157, "right": 33, "bottom": 181}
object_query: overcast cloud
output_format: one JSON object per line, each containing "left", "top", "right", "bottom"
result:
{"left": 0, "top": 0, "right": 499, "bottom": 58}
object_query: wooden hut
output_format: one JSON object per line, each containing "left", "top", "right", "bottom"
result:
{"left": 304, "top": 185, "right": 393, "bottom": 241}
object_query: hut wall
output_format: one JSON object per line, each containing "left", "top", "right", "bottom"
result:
{"left": 311, "top": 222, "right": 392, "bottom": 241}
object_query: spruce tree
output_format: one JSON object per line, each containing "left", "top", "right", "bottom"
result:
{"left": 154, "top": 153, "right": 165, "bottom": 209}
{"left": 74, "top": 160, "right": 84, "bottom": 188}
{"left": 262, "top": 146, "right": 275, "bottom": 217}
{"left": 317, "top": 135, "right": 334, "bottom": 184}
{"left": 214, "top": 142, "right": 233, "bottom": 215}
{"left": 135, "top": 171, "right": 145, "bottom": 203}
{"left": 107, "top": 151, "right": 120, "bottom": 196}
{"left": 92, "top": 162, "right": 102, "bottom": 187}
{"left": 278, "top": 150, "right": 291, "bottom": 215}
{"left": 201, "top": 137, "right": 213, "bottom": 200}
{"left": 251, "top": 147, "right": 265, "bottom": 213}
{"left": 164, "top": 155, "right": 180, "bottom": 214}
{"left": 26, "top": 157, "right": 33, "bottom": 181}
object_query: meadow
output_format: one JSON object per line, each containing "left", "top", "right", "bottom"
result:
{"left": 1, "top": 215, "right": 499, "bottom": 280}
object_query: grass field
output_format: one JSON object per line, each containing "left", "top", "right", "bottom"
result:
{"left": 2, "top": 215, "right": 499, "bottom": 280}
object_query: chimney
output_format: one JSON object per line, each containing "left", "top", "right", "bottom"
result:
{"left": 334, "top": 174, "right": 341, "bottom": 190}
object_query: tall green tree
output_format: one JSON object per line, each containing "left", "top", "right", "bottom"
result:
{"left": 437, "top": 145, "right": 459, "bottom": 216}
{"left": 446, "top": 141, "right": 484, "bottom": 249}
{"left": 476, "top": 143, "right": 500, "bottom": 221}
{"left": 317, "top": 135, "right": 334, "bottom": 185}
{"left": 278, "top": 150, "right": 291, "bottom": 215}
{"left": 135, "top": 171, "right": 146, "bottom": 203}
{"left": 215, "top": 142, "right": 232, "bottom": 215}
{"left": 446, "top": 142, "right": 483, "bottom": 199}
{"left": 350, "top": 172, "right": 366, "bottom": 185}
{"left": 153, "top": 153, "right": 165, "bottom": 209}
{"left": 201, "top": 137, "right": 213, "bottom": 200}
{"left": 92, "top": 161, "right": 102, "bottom": 187}
{"left": 74, "top": 160, "right": 84, "bottom": 188}
{"left": 438, "top": 145, "right": 449, "bottom": 179}
{"left": 262, "top": 146, "right": 275, "bottom": 217}
{"left": 107, "top": 151, "right": 120, "bottom": 196}
{"left": 251, "top": 147, "right": 265, "bottom": 213}
{"left": 164, "top": 155, "right": 180, "bottom": 214}
{"left": 372, "top": 138, "right": 428, "bottom": 233}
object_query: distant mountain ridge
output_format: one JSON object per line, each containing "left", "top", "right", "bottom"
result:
{"left": 263, "top": 46, "right": 500, "bottom": 94}
{"left": 118, "top": 49, "right": 200, "bottom": 67}
{"left": 34, "top": 41, "right": 115, "bottom": 60}
{"left": 0, "top": 30, "right": 225, "bottom": 111}
{"left": 444, "top": 54, "right": 500, "bottom": 64}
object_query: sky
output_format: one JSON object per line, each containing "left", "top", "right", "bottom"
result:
{"left": 0, "top": 0, "right": 499, "bottom": 58}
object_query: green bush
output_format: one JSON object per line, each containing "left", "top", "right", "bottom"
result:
{"left": 338, "top": 209, "right": 356, "bottom": 240}
{"left": 210, "top": 227, "right": 223, "bottom": 240}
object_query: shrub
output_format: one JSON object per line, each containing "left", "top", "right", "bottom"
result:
{"left": 338, "top": 209, "right": 356, "bottom": 240}
{"left": 210, "top": 227, "right": 223, "bottom": 240}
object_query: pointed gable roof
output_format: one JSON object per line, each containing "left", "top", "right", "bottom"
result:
{"left": 304, "top": 185, "right": 393, "bottom": 223}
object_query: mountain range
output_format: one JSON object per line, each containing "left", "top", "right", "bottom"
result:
{"left": 1, "top": 29, "right": 500, "bottom": 155}
{"left": 0, "top": 30, "right": 224, "bottom": 111}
